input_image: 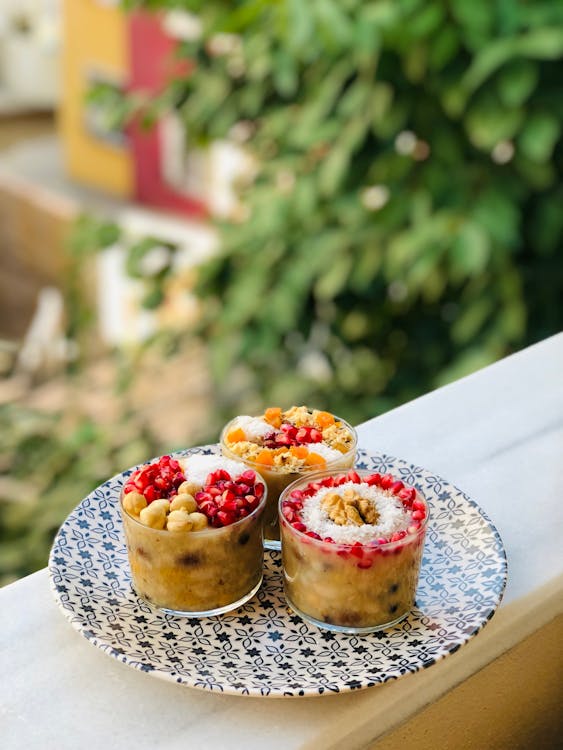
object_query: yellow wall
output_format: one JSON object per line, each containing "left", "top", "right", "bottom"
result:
{"left": 59, "top": 0, "right": 133, "bottom": 197}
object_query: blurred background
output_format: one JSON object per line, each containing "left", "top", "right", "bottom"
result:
{"left": 0, "top": 0, "right": 562, "bottom": 586}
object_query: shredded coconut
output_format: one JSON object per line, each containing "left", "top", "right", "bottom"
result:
{"left": 300, "top": 481, "right": 409, "bottom": 544}
{"left": 232, "top": 415, "right": 273, "bottom": 441}
{"left": 179, "top": 454, "right": 260, "bottom": 489}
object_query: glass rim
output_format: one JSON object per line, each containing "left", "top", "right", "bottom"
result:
{"left": 120, "top": 459, "right": 268, "bottom": 535}
{"left": 220, "top": 412, "right": 358, "bottom": 473}
{"left": 278, "top": 467, "right": 429, "bottom": 550}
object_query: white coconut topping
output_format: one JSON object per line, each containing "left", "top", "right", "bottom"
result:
{"left": 304, "top": 442, "right": 343, "bottom": 463}
{"left": 231, "top": 415, "right": 274, "bottom": 441}
{"left": 179, "top": 454, "right": 261, "bottom": 489}
{"left": 300, "top": 481, "right": 410, "bottom": 544}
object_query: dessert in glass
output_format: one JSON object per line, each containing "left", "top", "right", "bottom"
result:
{"left": 120, "top": 453, "right": 267, "bottom": 616}
{"left": 279, "top": 468, "right": 428, "bottom": 633}
{"left": 220, "top": 406, "right": 357, "bottom": 550}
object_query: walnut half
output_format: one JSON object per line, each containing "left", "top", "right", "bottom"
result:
{"left": 321, "top": 490, "right": 379, "bottom": 526}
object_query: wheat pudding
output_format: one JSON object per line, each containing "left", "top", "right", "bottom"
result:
{"left": 221, "top": 406, "right": 357, "bottom": 549}
{"left": 279, "top": 468, "right": 428, "bottom": 632}
{"left": 120, "top": 453, "right": 267, "bottom": 616}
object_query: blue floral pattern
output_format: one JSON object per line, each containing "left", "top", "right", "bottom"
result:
{"left": 49, "top": 446, "right": 507, "bottom": 697}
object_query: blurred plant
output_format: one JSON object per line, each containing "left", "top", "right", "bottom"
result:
{"left": 110, "top": 0, "right": 563, "bottom": 425}
{"left": 0, "top": 403, "right": 159, "bottom": 586}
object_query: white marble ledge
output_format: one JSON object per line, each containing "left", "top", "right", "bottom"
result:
{"left": 1, "top": 333, "right": 562, "bottom": 750}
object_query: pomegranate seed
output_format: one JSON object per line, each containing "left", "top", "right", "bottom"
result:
{"left": 407, "top": 523, "right": 421, "bottom": 534}
{"left": 380, "top": 474, "right": 394, "bottom": 489}
{"left": 347, "top": 471, "right": 361, "bottom": 484}
{"left": 337, "top": 547, "right": 349, "bottom": 557}
{"left": 159, "top": 455, "right": 171, "bottom": 465}
{"left": 245, "top": 495, "right": 259, "bottom": 510}
{"left": 391, "top": 531, "right": 406, "bottom": 542}
{"left": 412, "top": 509, "right": 426, "bottom": 521}
{"left": 290, "top": 489, "right": 304, "bottom": 501}
{"left": 221, "top": 489, "right": 236, "bottom": 504}
{"left": 376, "top": 537, "right": 389, "bottom": 545}
{"left": 207, "top": 487, "right": 221, "bottom": 497}
{"left": 143, "top": 485, "right": 159, "bottom": 502}
{"left": 236, "top": 482, "right": 250, "bottom": 496}
{"left": 292, "top": 522, "right": 306, "bottom": 532}
{"left": 282, "top": 507, "right": 296, "bottom": 522}
{"left": 195, "top": 491, "right": 212, "bottom": 504}
{"left": 217, "top": 510, "right": 235, "bottom": 526}
{"left": 169, "top": 459, "right": 180, "bottom": 471}
{"left": 254, "top": 483, "right": 264, "bottom": 499}
{"left": 238, "top": 508, "right": 249, "bottom": 518}
{"left": 309, "top": 428, "right": 322, "bottom": 442}
{"left": 357, "top": 559, "right": 373, "bottom": 569}
{"left": 173, "top": 472, "right": 185, "bottom": 487}
{"left": 306, "top": 531, "right": 321, "bottom": 540}
{"left": 324, "top": 537, "right": 335, "bottom": 544}
{"left": 390, "top": 480, "right": 405, "bottom": 494}
{"left": 222, "top": 499, "right": 238, "bottom": 512}
{"left": 335, "top": 475, "right": 349, "bottom": 486}
{"left": 154, "top": 476, "right": 168, "bottom": 490}
{"left": 366, "top": 473, "right": 382, "bottom": 486}
{"left": 412, "top": 498, "right": 425, "bottom": 511}
{"left": 241, "top": 470, "right": 256, "bottom": 483}
{"left": 350, "top": 543, "right": 363, "bottom": 558}
{"left": 123, "top": 484, "right": 135, "bottom": 494}
{"left": 320, "top": 477, "right": 335, "bottom": 487}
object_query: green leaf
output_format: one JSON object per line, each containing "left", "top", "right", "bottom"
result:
{"left": 518, "top": 112, "right": 560, "bottom": 163}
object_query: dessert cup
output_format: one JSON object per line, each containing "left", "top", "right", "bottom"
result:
{"left": 120, "top": 454, "right": 267, "bottom": 617}
{"left": 220, "top": 407, "right": 357, "bottom": 550}
{"left": 279, "top": 469, "right": 428, "bottom": 633}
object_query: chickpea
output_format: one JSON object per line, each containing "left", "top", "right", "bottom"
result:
{"left": 166, "top": 509, "right": 194, "bottom": 532}
{"left": 122, "top": 491, "right": 147, "bottom": 517}
{"left": 188, "top": 512, "right": 208, "bottom": 531}
{"left": 139, "top": 499, "right": 169, "bottom": 529}
{"left": 177, "top": 480, "right": 200, "bottom": 497}
{"left": 170, "top": 493, "right": 197, "bottom": 513}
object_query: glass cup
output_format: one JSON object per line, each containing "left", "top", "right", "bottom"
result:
{"left": 279, "top": 469, "right": 428, "bottom": 633}
{"left": 220, "top": 414, "right": 357, "bottom": 551}
{"left": 120, "top": 471, "right": 267, "bottom": 617}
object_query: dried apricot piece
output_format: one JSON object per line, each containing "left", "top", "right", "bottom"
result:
{"left": 227, "top": 427, "right": 246, "bottom": 443}
{"left": 290, "top": 445, "right": 308, "bottom": 459}
{"left": 304, "top": 453, "right": 326, "bottom": 467}
{"left": 256, "top": 449, "right": 274, "bottom": 466}
{"left": 315, "top": 411, "right": 335, "bottom": 428}
{"left": 264, "top": 407, "right": 282, "bottom": 428}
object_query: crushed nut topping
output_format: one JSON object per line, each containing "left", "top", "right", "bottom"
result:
{"left": 321, "top": 489, "right": 380, "bottom": 526}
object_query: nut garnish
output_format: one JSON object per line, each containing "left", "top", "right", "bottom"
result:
{"left": 321, "top": 490, "right": 379, "bottom": 526}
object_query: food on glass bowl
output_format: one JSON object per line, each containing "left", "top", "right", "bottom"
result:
{"left": 279, "top": 468, "right": 428, "bottom": 633}
{"left": 120, "top": 453, "right": 267, "bottom": 616}
{"left": 220, "top": 406, "right": 357, "bottom": 549}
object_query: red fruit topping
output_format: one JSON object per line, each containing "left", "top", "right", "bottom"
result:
{"left": 324, "top": 537, "right": 335, "bottom": 544}
{"left": 350, "top": 542, "right": 364, "bottom": 558}
{"left": 143, "top": 485, "right": 159, "bottom": 503}
{"left": 290, "top": 489, "right": 304, "bottom": 501}
{"left": 380, "top": 474, "right": 394, "bottom": 489}
{"left": 173, "top": 472, "right": 186, "bottom": 487}
{"left": 365, "top": 473, "right": 382, "bottom": 486}
{"left": 217, "top": 510, "right": 236, "bottom": 526}
{"left": 357, "top": 559, "right": 373, "bottom": 569}
{"left": 390, "top": 480, "right": 405, "bottom": 494}
{"left": 412, "top": 498, "right": 425, "bottom": 511}
{"left": 292, "top": 522, "right": 307, "bottom": 532}
{"left": 320, "top": 476, "right": 335, "bottom": 488}
{"left": 391, "top": 530, "right": 406, "bottom": 542}
{"left": 254, "top": 483, "right": 265, "bottom": 499}
{"left": 169, "top": 459, "right": 180, "bottom": 471}
{"left": 399, "top": 487, "right": 416, "bottom": 501}
{"left": 241, "top": 469, "right": 256, "bottom": 483}
{"left": 347, "top": 471, "right": 361, "bottom": 484}
{"left": 283, "top": 507, "right": 296, "bottom": 522}
{"left": 123, "top": 484, "right": 135, "bottom": 494}
{"left": 412, "top": 509, "right": 426, "bottom": 521}
{"left": 306, "top": 531, "right": 321, "bottom": 540}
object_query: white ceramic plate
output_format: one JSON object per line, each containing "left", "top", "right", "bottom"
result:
{"left": 49, "top": 446, "right": 507, "bottom": 697}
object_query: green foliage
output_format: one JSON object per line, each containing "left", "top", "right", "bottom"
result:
{"left": 118, "top": 0, "right": 562, "bottom": 424}
{"left": 0, "top": 403, "right": 158, "bottom": 586}
{"left": 87, "top": 0, "right": 563, "bottom": 421}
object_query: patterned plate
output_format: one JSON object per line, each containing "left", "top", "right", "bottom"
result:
{"left": 49, "top": 446, "right": 507, "bottom": 697}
